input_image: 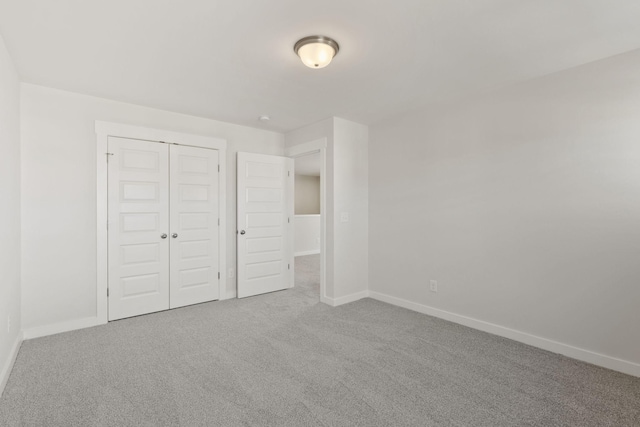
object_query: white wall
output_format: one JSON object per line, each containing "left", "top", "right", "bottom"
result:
{"left": 20, "top": 84, "right": 284, "bottom": 332}
{"left": 333, "top": 118, "right": 369, "bottom": 300}
{"left": 286, "top": 117, "right": 368, "bottom": 303}
{"left": 0, "top": 34, "right": 21, "bottom": 394}
{"left": 295, "top": 174, "right": 320, "bottom": 214}
{"left": 295, "top": 215, "right": 320, "bottom": 256}
{"left": 369, "top": 50, "right": 640, "bottom": 374}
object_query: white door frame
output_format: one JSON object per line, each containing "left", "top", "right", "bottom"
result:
{"left": 96, "top": 121, "right": 227, "bottom": 324}
{"left": 285, "top": 138, "right": 328, "bottom": 304}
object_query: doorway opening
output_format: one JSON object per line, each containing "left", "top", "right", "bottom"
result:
{"left": 293, "top": 151, "right": 322, "bottom": 301}
{"left": 286, "top": 138, "right": 328, "bottom": 303}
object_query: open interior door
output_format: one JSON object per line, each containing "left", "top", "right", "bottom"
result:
{"left": 237, "top": 152, "right": 293, "bottom": 298}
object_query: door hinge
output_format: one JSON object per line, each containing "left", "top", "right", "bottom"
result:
{"left": 107, "top": 288, "right": 109, "bottom": 297}
{"left": 288, "top": 217, "right": 290, "bottom": 224}
{"left": 288, "top": 264, "right": 290, "bottom": 270}
{"left": 218, "top": 164, "right": 220, "bottom": 172}
{"left": 218, "top": 218, "right": 220, "bottom": 226}
{"left": 288, "top": 170, "right": 290, "bottom": 177}
{"left": 218, "top": 272, "right": 220, "bottom": 279}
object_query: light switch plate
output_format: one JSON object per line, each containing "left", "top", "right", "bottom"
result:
{"left": 430, "top": 280, "right": 438, "bottom": 292}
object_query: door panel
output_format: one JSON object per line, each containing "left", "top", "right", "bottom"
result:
{"left": 169, "top": 145, "right": 220, "bottom": 308}
{"left": 237, "top": 152, "right": 293, "bottom": 298}
{"left": 108, "top": 137, "right": 170, "bottom": 320}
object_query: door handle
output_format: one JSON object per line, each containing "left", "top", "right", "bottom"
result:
{"left": 172, "top": 233, "right": 178, "bottom": 238}
{"left": 161, "top": 234, "right": 168, "bottom": 239}
{"left": 240, "top": 230, "right": 246, "bottom": 235}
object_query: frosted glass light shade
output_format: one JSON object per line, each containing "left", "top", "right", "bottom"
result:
{"left": 294, "top": 36, "right": 339, "bottom": 69}
{"left": 297, "top": 42, "right": 335, "bottom": 68}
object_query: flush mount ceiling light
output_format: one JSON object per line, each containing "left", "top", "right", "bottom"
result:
{"left": 294, "top": 35, "right": 339, "bottom": 69}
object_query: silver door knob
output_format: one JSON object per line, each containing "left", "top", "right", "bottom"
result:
{"left": 240, "top": 230, "right": 246, "bottom": 235}
{"left": 161, "top": 234, "right": 167, "bottom": 239}
{"left": 172, "top": 233, "right": 178, "bottom": 238}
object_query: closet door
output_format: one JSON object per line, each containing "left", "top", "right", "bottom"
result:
{"left": 108, "top": 137, "right": 170, "bottom": 321}
{"left": 169, "top": 145, "right": 220, "bottom": 308}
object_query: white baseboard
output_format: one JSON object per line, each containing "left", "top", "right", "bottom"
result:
{"left": 23, "top": 316, "right": 101, "bottom": 340}
{"left": 322, "top": 290, "right": 370, "bottom": 307}
{"left": 0, "top": 332, "right": 23, "bottom": 398}
{"left": 295, "top": 250, "right": 320, "bottom": 257}
{"left": 368, "top": 291, "right": 640, "bottom": 378}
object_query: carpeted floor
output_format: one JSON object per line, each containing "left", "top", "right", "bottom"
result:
{"left": 1, "top": 254, "right": 639, "bottom": 426}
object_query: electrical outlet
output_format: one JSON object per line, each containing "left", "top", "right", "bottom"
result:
{"left": 228, "top": 268, "right": 235, "bottom": 279}
{"left": 340, "top": 212, "right": 349, "bottom": 223}
{"left": 429, "top": 280, "right": 438, "bottom": 293}
{"left": 7, "top": 315, "right": 11, "bottom": 333}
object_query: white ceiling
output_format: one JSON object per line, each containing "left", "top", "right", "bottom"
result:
{"left": 295, "top": 152, "right": 321, "bottom": 177}
{"left": 1, "top": 1, "right": 639, "bottom": 132}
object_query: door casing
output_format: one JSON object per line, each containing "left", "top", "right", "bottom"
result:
{"left": 96, "top": 121, "right": 227, "bottom": 325}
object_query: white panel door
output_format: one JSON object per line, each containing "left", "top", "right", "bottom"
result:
{"left": 237, "top": 152, "right": 294, "bottom": 298}
{"left": 108, "top": 137, "right": 170, "bottom": 320}
{"left": 169, "top": 145, "right": 220, "bottom": 308}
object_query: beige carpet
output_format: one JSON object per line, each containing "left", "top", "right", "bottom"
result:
{"left": 1, "top": 254, "right": 639, "bottom": 426}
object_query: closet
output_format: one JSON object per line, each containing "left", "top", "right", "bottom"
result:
{"left": 107, "top": 136, "right": 220, "bottom": 320}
